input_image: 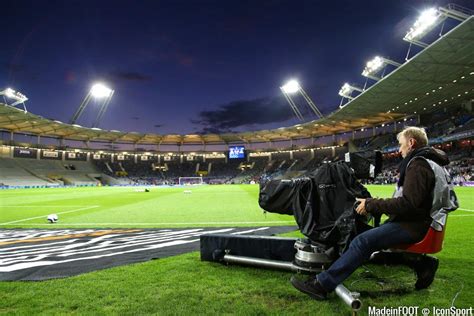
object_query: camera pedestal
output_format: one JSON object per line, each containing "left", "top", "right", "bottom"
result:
{"left": 200, "top": 234, "right": 362, "bottom": 313}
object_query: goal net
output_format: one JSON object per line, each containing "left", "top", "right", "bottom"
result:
{"left": 178, "top": 177, "right": 204, "bottom": 186}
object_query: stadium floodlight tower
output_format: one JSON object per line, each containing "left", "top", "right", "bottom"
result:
{"left": 70, "top": 83, "right": 114, "bottom": 128}
{"left": 0, "top": 87, "right": 28, "bottom": 112}
{"left": 403, "top": 5, "right": 471, "bottom": 48}
{"left": 361, "top": 56, "right": 401, "bottom": 81}
{"left": 280, "top": 79, "right": 323, "bottom": 121}
{"left": 338, "top": 83, "right": 363, "bottom": 108}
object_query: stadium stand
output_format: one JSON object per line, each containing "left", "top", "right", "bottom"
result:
{"left": 1, "top": 137, "right": 472, "bottom": 188}
{"left": 0, "top": 98, "right": 472, "bottom": 189}
{"left": 0, "top": 157, "right": 110, "bottom": 187}
{"left": 0, "top": 157, "right": 53, "bottom": 187}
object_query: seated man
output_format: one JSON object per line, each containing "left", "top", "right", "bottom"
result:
{"left": 291, "top": 126, "right": 448, "bottom": 300}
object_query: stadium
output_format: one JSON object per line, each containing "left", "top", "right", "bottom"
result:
{"left": 1, "top": 3, "right": 473, "bottom": 315}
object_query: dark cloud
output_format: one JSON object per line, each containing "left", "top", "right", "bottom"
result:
{"left": 154, "top": 124, "right": 164, "bottom": 128}
{"left": 131, "top": 116, "right": 140, "bottom": 120}
{"left": 108, "top": 71, "right": 152, "bottom": 82}
{"left": 192, "top": 97, "right": 295, "bottom": 134}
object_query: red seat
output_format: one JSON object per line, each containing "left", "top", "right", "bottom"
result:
{"left": 395, "top": 225, "right": 446, "bottom": 254}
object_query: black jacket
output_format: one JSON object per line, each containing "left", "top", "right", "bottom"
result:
{"left": 366, "top": 147, "right": 449, "bottom": 241}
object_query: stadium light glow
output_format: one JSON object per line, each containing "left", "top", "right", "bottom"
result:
{"left": 401, "top": 3, "right": 471, "bottom": 48}
{"left": 1, "top": 87, "right": 28, "bottom": 110}
{"left": 90, "top": 83, "right": 113, "bottom": 98}
{"left": 361, "top": 56, "right": 401, "bottom": 80}
{"left": 280, "top": 79, "right": 323, "bottom": 121}
{"left": 70, "top": 83, "right": 115, "bottom": 127}
{"left": 404, "top": 8, "right": 441, "bottom": 42}
{"left": 338, "top": 83, "right": 363, "bottom": 99}
{"left": 5, "top": 88, "right": 15, "bottom": 98}
{"left": 280, "top": 80, "right": 301, "bottom": 94}
{"left": 362, "top": 56, "right": 384, "bottom": 76}
{"left": 338, "top": 83, "right": 352, "bottom": 97}
{"left": 338, "top": 83, "right": 364, "bottom": 108}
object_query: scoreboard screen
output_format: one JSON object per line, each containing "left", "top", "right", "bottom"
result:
{"left": 228, "top": 146, "right": 245, "bottom": 159}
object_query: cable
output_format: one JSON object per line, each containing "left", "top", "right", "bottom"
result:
{"left": 450, "top": 282, "right": 464, "bottom": 307}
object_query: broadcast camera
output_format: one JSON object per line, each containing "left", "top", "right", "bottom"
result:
{"left": 200, "top": 150, "right": 383, "bottom": 312}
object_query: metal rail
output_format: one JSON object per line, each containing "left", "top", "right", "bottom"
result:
{"left": 222, "top": 253, "right": 362, "bottom": 313}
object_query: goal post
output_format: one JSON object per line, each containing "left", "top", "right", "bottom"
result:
{"left": 178, "top": 176, "right": 204, "bottom": 186}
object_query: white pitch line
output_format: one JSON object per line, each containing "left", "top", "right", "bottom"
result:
{"left": 458, "top": 208, "right": 474, "bottom": 212}
{"left": 8, "top": 221, "right": 296, "bottom": 226}
{"left": 0, "top": 206, "right": 100, "bottom": 225}
{"left": 450, "top": 214, "right": 474, "bottom": 217}
{"left": 231, "top": 227, "right": 270, "bottom": 235}
{"left": 0, "top": 204, "right": 96, "bottom": 208}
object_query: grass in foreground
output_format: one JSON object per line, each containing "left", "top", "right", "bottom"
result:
{"left": 0, "top": 185, "right": 473, "bottom": 315}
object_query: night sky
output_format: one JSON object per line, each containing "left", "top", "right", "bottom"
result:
{"left": 1, "top": 0, "right": 471, "bottom": 135}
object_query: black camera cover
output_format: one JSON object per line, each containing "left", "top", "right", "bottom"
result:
{"left": 345, "top": 150, "right": 383, "bottom": 179}
{"left": 258, "top": 153, "right": 381, "bottom": 256}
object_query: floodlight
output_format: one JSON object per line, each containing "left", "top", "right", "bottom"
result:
{"left": 1, "top": 87, "right": 28, "bottom": 110}
{"left": 281, "top": 80, "right": 301, "bottom": 94}
{"left": 339, "top": 83, "right": 351, "bottom": 97}
{"left": 338, "top": 83, "right": 363, "bottom": 107}
{"left": 280, "top": 79, "right": 323, "bottom": 121}
{"left": 361, "top": 56, "right": 384, "bottom": 77}
{"left": 5, "top": 88, "right": 15, "bottom": 98}
{"left": 402, "top": 4, "right": 470, "bottom": 54}
{"left": 405, "top": 8, "right": 439, "bottom": 41}
{"left": 367, "top": 56, "right": 384, "bottom": 70}
{"left": 70, "top": 82, "right": 114, "bottom": 126}
{"left": 361, "top": 56, "right": 401, "bottom": 80}
{"left": 90, "top": 83, "right": 113, "bottom": 98}
{"left": 338, "top": 83, "right": 362, "bottom": 98}
{"left": 403, "top": 8, "right": 446, "bottom": 46}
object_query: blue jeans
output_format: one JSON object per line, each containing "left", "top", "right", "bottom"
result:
{"left": 317, "top": 222, "right": 418, "bottom": 291}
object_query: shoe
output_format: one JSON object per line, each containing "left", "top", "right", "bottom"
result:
{"left": 369, "top": 251, "right": 390, "bottom": 265}
{"left": 414, "top": 256, "right": 439, "bottom": 290}
{"left": 290, "top": 275, "right": 328, "bottom": 300}
{"left": 369, "top": 251, "right": 406, "bottom": 265}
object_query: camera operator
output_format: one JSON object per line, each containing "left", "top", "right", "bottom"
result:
{"left": 291, "top": 126, "right": 448, "bottom": 300}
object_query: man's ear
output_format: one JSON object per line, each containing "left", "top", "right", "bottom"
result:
{"left": 409, "top": 138, "right": 417, "bottom": 148}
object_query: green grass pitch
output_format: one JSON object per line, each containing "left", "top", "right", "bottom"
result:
{"left": 0, "top": 184, "right": 472, "bottom": 315}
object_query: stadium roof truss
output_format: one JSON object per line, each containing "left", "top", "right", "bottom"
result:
{"left": 0, "top": 16, "right": 473, "bottom": 146}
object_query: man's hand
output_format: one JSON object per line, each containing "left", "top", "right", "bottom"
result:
{"left": 355, "top": 198, "right": 367, "bottom": 216}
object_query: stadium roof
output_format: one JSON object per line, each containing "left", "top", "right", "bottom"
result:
{"left": 1, "top": 16, "right": 473, "bottom": 146}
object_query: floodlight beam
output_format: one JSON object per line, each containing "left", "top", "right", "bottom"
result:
{"left": 299, "top": 88, "right": 323, "bottom": 119}
{"left": 70, "top": 92, "right": 92, "bottom": 124}
{"left": 281, "top": 88, "right": 304, "bottom": 121}
{"left": 92, "top": 90, "right": 115, "bottom": 128}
